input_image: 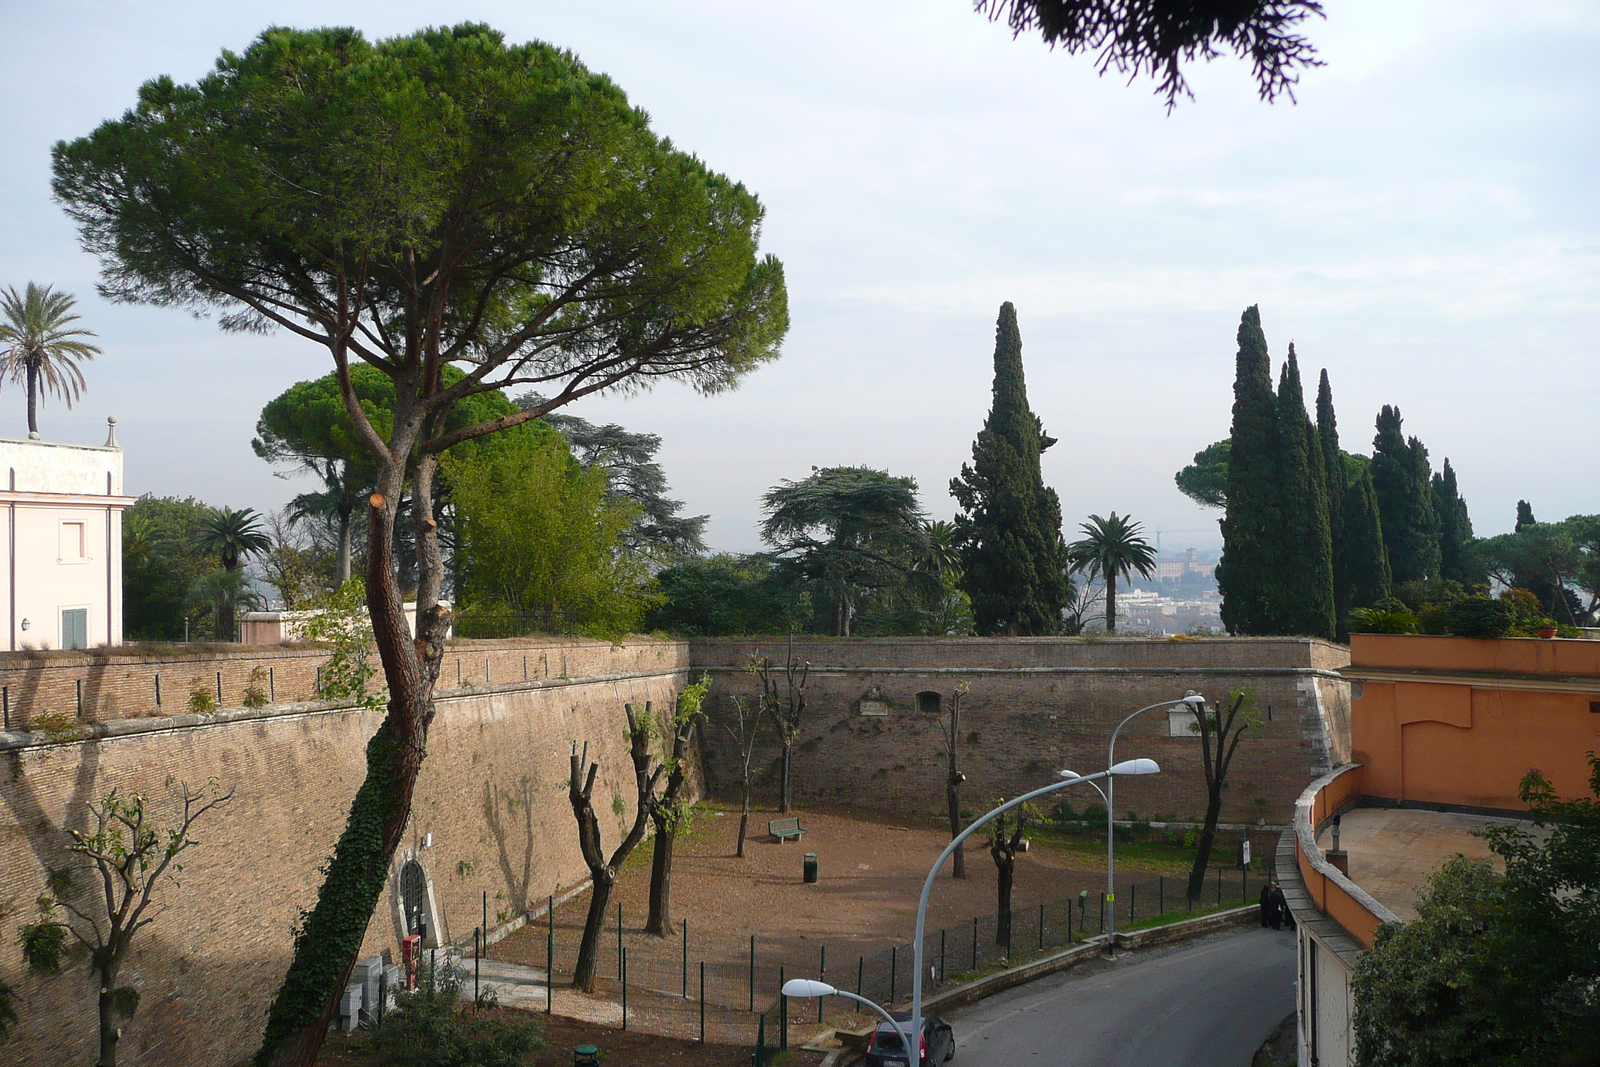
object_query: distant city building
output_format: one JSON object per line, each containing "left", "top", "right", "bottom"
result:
{"left": 1155, "top": 546, "right": 1215, "bottom": 582}
{"left": 0, "top": 420, "right": 132, "bottom": 650}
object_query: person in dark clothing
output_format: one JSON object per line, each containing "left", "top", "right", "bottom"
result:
{"left": 1268, "top": 882, "right": 1290, "bottom": 931}
{"left": 1259, "top": 882, "right": 1274, "bottom": 928}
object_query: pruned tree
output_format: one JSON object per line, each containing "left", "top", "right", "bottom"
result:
{"left": 975, "top": 0, "right": 1325, "bottom": 109}
{"left": 51, "top": 25, "right": 785, "bottom": 1064}
{"left": 938, "top": 684, "right": 972, "bottom": 879}
{"left": 754, "top": 638, "right": 810, "bottom": 813}
{"left": 720, "top": 693, "right": 768, "bottom": 858}
{"left": 20, "top": 782, "right": 232, "bottom": 1067}
{"left": 568, "top": 703, "right": 662, "bottom": 992}
{"left": 988, "top": 799, "right": 1039, "bottom": 948}
{"left": 645, "top": 675, "right": 712, "bottom": 936}
{"left": 1183, "top": 689, "right": 1262, "bottom": 902}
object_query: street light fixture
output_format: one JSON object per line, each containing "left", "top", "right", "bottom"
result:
{"left": 906, "top": 758, "right": 1162, "bottom": 1067}
{"left": 1097, "top": 692, "right": 1207, "bottom": 954}
{"left": 781, "top": 979, "right": 911, "bottom": 1061}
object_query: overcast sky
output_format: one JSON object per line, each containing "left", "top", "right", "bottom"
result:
{"left": 1, "top": 1, "right": 1595, "bottom": 555}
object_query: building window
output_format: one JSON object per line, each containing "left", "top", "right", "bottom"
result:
{"left": 60, "top": 521, "right": 87, "bottom": 562}
{"left": 62, "top": 608, "right": 88, "bottom": 650}
{"left": 917, "top": 691, "right": 942, "bottom": 715}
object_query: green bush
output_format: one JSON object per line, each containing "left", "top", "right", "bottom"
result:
{"left": 369, "top": 960, "right": 542, "bottom": 1067}
{"left": 1348, "top": 608, "right": 1419, "bottom": 634}
{"left": 1444, "top": 596, "right": 1515, "bottom": 639}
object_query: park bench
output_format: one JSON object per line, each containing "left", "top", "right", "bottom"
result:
{"left": 768, "top": 816, "right": 805, "bottom": 842}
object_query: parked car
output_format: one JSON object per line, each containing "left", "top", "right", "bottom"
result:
{"left": 864, "top": 1012, "right": 955, "bottom": 1066}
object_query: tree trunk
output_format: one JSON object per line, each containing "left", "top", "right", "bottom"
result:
{"left": 645, "top": 815, "right": 675, "bottom": 936}
{"left": 779, "top": 743, "right": 794, "bottom": 813}
{"left": 736, "top": 787, "right": 751, "bottom": 858}
{"left": 256, "top": 461, "right": 448, "bottom": 1067}
{"left": 573, "top": 873, "right": 616, "bottom": 993}
{"left": 994, "top": 856, "right": 1014, "bottom": 946}
{"left": 26, "top": 363, "right": 38, "bottom": 437}
{"left": 96, "top": 957, "right": 120, "bottom": 1067}
{"left": 1185, "top": 787, "right": 1224, "bottom": 902}
{"left": 946, "top": 778, "right": 966, "bottom": 879}
{"left": 1106, "top": 573, "right": 1118, "bottom": 633}
{"left": 336, "top": 507, "right": 353, "bottom": 584}
{"left": 218, "top": 562, "right": 238, "bottom": 641}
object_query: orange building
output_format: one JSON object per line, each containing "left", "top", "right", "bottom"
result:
{"left": 1279, "top": 634, "right": 1600, "bottom": 1067}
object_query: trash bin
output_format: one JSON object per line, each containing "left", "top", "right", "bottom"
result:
{"left": 574, "top": 1044, "right": 600, "bottom": 1067}
{"left": 803, "top": 853, "right": 819, "bottom": 883}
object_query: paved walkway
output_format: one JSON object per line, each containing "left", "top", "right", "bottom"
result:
{"left": 1319, "top": 808, "right": 1529, "bottom": 920}
{"left": 472, "top": 959, "right": 623, "bottom": 1025}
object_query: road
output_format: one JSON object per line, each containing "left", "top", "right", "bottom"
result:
{"left": 946, "top": 927, "right": 1296, "bottom": 1067}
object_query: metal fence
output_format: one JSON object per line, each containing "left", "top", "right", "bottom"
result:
{"left": 519, "top": 862, "right": 1264, "bottom": 1057}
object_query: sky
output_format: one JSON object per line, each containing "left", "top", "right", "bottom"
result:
{"left": 0, "top": 1, "right": 1595, "bottom": 555}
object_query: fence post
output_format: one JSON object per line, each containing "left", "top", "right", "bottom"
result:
{"left": 474, "top": 928, "right": 481, "bottom": 1010}
{"left": 618, "top": 902, "right": 624, "bottom": 981}
{"left": 546, "top": 894, "right": 554, "bottom": 1014}
{"left": 857, "top": 955, "right": 864, "bottom": 997}
{"left": 756, "top": 1014, "right": 766, "bottom": 1067}
{"left": 1159, "top": 876, "right": 1164, "bottom": 916}
{"left": 971, "top": 916, "right": 978, "bottom": 970}
{"left": 1130, "top": 883, "right": 1136, "bottom": 924}
{"left": 700, "top": 961, "right": 706, "bottom": 1044}
{"left": 683, "top": 920, "right": 689, "bottom": 1000}
{"left": 890, "top": 945, "right": 897, "bottom": 1004}
{"left": 622, "top": 947, "right": 628, "bottom": 1031}
{"left": 939, "top": 929, "right": 946, "bottom": 984}
{"left": 750, "top": 935, "right": 756, "bottom": 1012}
{"left": 779, "top": 965, "right": 787, "bottom": 1051}
{"left": 1038, "top": 903, "right": 1045, "bottom": 950}
{"left": 1098, "top": 892, "right": 1105, "bottom": 934}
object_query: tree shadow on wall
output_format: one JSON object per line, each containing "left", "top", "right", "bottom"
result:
{"left": 482, "top": 776, "right": 536, "bottom": 918}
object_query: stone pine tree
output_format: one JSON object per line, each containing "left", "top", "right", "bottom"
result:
{"left": 1433, "top": 459, "right": 1476, "bottom": 584}
{"left": 1335, "top": 467, "right": 1392, "bottom": 636}
{"left": 950, "top": 302, "right": 1069, "bottom": 635}
{"left": 1271, "top": 345, "right": 1335, "bottom": 638}
{"left": 51, "top": 26, "right": 787, "bottom": 1066}
{"left": 1370, "top": 407, "right": 1439, "bottom": 585}
{"left": 1216, "top": 306, "right": 1281, "bottom": 635}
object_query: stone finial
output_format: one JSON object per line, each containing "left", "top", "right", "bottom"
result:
{"left": 105, "top": 417, "right": 119, "bottom": 449}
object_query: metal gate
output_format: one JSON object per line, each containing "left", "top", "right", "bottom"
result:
{"left": 401, "top": 860, "right": 428, "bottom": 938}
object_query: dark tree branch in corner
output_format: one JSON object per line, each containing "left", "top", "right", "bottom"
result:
{"left": 976, "top": 0, "right": 1325, "bottom": 108}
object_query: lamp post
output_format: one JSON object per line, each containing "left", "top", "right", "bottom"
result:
{"left": 907, "top": 759, "right": 1162, "bottom": 1067}
{"left": 782, "top": 979, "right": 907, "bottom": 1057}
{"left": 1102, "top": 692, "right": 1206, "bottom": 954}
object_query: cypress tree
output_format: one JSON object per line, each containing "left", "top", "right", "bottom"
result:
{"left": 1433, "top": 459, "right": 1476, "bottom": 584}
{"left": 1315, "top": 370, "right": 1344, "bottom": 538}
{"left": 1515, "top": 500, "right": 1537, "bottom": 532}
{"left": 1216, "top": 306, "right": 1280, "bottom": 635}
{"left": 1370, "top": 406, "right": 1439, "bottom": 585}
{"left": 1272, "top": 345, "right": 1336, "bottom": 638}
{"left": 950, "top": 302, "right": 1068, "bottom": 635}
{"left": 1336, "top": 465, "right": 1392, "bottom": 634}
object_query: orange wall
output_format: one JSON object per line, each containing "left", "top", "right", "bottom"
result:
{"left": 1349, "top": 636, "right": 1600, "bottom": 810}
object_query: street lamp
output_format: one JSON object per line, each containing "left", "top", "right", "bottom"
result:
{"left": 782, "top": 979, "right": 911, "bottom": 1061}
{"left": 907, "top": 758, "right": 1161, "bottom": 1067}
{"left": 1100, "top": 692, "right": 1207, "bottom": 953}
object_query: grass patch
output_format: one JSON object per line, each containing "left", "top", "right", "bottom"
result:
{"left": 1120, "top": 900, "right": 1248, "bottom": 932}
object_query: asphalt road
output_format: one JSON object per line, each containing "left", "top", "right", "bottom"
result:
{"left": 946, "top": 927, "right": 1296, "bottom": 1067}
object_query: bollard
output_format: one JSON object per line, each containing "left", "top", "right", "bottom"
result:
{"left": 574, "top": 1045, "right": 600, "bottom": 1067}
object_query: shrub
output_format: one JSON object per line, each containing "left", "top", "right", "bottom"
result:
{"left": 186, "top": 679, "right": 217, "bottom": 715}
{"left": 242, "top": 667, "right": 270, "bottom": 709}
{"left": 1348, "top": 608, "right": 1419, "bottom": 635}
{"left": 1444, "top": 596, "right": 1515, "bottom": 639}
{"left": 369, "top": 959, "right": 542, "bottom": 1067}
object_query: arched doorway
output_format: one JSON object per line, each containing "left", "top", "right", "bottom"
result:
{"left": 400, "top": 859, "right": 429, "bottom": 939}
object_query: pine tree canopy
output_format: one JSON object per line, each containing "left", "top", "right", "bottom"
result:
{"left": 951, "top": 302, "right": 1068, "bottom": 636}
{"left": 1216, "top": 305, "right": 1281, "bottom": 635}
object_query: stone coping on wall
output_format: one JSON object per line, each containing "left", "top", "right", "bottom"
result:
{"left": 1292, "top": 764, "right": 1399, "bottom": 952}
{"left": 0, "top": 666, "right": 689, "bottom": 752}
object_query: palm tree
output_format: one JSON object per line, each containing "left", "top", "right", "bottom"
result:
{"left": 185, "top": 571, "right": 265, "bottom": 643}
{"left": 198, "top": 507, "right": 271, "bottom": 640}
{"left": 288, "top": 461, "right": 370, "bottom": 583}
{"left": 1067, "top": 512, "right": 1157, "bottom": 634}
{"left": 0, "top": 282, "right": 102, "bottom": 439}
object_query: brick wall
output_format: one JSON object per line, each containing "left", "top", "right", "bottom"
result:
{"left": 0, "top": 637, "right": 681, "bottom": 731}
{"left": 0, "top": 637, "right": 689, "bottom": 1067}
{"left": 690, "top": 636, "right": 1351, "bottom": 826}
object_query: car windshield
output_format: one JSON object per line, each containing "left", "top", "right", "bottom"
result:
{"left": 875, "top": 1027, "right": 906, "bottom": 1051}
